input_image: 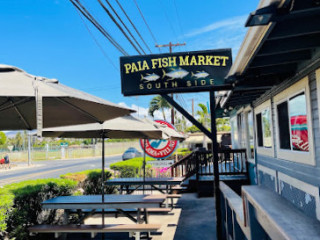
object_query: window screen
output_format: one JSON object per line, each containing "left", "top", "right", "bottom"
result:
{"left": 289, "top": 93, "right": 309, "bottom": 152}
{"left": 262, "top": 108, "right": 272, "bottom": 148}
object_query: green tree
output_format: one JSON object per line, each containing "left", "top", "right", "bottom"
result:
{"left": 175, "top": 114, "right": 187, "bottom": 132}
{"left": 0, "top": 131, "right": 7, "bottom": 145}
{"left": 216, "top": 118, "right": 231, "bottom": 131}
{"left": 14, "top": 132, "right": 23, "bottom": 149}
{"left": 185, "top": 125, "right": 200, "bottom": 133}
{"left": 148, "top": 96, "right": 171, "bottom": 120}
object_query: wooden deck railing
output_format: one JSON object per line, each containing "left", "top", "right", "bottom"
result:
{"left": 170, "top": 148, "right": 248, "bottom": 180}
{"left": 170, "top": 152, "right": 198, "bottom": 180}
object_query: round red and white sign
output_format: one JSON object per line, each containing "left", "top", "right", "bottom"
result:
{"left": 140, "top": 120, "right": 178, "bottom": 159}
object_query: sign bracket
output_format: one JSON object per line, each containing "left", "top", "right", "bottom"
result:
{"left": 163, "top": 92, "right": 222, "bottom": 239}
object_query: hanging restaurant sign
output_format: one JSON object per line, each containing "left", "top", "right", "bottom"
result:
{"left": 120, "top": 49, "right": 232, "bottom": 96}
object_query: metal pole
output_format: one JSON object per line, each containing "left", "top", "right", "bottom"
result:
{"left": 143, "top": 138, "right": 146, "bottom": 194}
{"left": 27, "top": 133, "right": 31, "bottom": 166}
{"left": 210, "top": 91, "right": 222, "bottom": 240}
{"left": 101, "top": 133, "right": 105, "bottom": 230}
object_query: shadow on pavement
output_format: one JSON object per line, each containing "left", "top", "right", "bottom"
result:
{"left": 173, "top": 193, "right": 217, "bottom": 240}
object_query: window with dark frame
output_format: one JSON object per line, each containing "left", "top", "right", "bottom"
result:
{"left": 276, "top": 92, "right": 309, "bottom": 152}
{"left": 277, "top": 101, "right": 290, "bottom": 149}
{"left": 248, "top": 111, "right": 254, "bottom": 158}
{"left": 256, "top": 113, "right": 263, "bottom": 147}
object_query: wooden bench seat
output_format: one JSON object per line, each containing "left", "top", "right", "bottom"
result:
{"left": 171, "top": 186, "right": 187, "bottom": 193}
{"left": 166, "top": 194, "right": 182, "bottom": 198}
{"left": 29, "top": 224, "right": 161, "bottom": 240}
{"left": 117, "top": 185, "right": 182, "bottom": 193}
{"left": 242, "top": 186, "right": 320, "bottom": 240}
{"left": 70, "top": 207, "right": 172, "bottom": 214}
{"left": 149, "top": 194, "right": 182, "bottom": 208}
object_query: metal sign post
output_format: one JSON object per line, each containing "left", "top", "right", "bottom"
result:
{"left": 143, "top": 138, "right": 146, "bottom": 194}
{"left": 210, "top": 91, "right": 222, "bottom": 240}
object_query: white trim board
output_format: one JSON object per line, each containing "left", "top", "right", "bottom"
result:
{"left": 257, "top": 164, "right": 277, "bottom": 192}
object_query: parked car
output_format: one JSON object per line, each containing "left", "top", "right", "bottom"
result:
{"left": 122, "top": 147, "right": 142, "bottom": 160}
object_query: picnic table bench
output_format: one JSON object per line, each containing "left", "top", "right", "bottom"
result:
{"left": 106, "top": 177, "right": 184, "bottom": 194}
{"left": 69, "top": 207, "right": 172, "bottom": 216}
{"left": 29, "top": 194, "right": 166, "bottom": 239}
{"left": 41, "top": 195, "right": 166, "bottom": 224}
{"left": 29, "top": 224, "right": 161, "bottom": 240}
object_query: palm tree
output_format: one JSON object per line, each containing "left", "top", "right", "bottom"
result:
{"left": 196, "top": 103, "right": 209, "bottom": 126}
{"left": 148, "top": 96, "right": 171, "bottom": 120}
{"left": 196, "top": 103, "right": 210, "bottom": 149}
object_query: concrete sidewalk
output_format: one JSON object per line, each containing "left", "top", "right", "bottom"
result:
{"left": 173, "top": 193, "right": 216, "bottom": 240}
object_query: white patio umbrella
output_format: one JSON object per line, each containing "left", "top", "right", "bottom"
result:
{"left": 142, "top": 118, "right": 186, "bottom": 141}
{"left": 0, "top": 65, "right": 134, "bottom": 135}
{"left": 41, "top": 115, "right": 165, "bottom": 139}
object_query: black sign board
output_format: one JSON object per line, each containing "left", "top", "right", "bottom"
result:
{"left": 120, "top": 49, "right": 232, "bottom": 96}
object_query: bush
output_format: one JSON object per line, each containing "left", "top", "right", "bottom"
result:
{"left": 176, "top": 148, "right": 190, "bottom": 153}
{"left": 110, "top": 157, "right": 154, "bottom": 178}
{"left": 176, "top": 148, "right": 192, "bottom": 156}
{"left": 0, "top": 178, "right": 77, "bottom": 239}
{"left": 61, "top": 169, "right": 115, "bottom": 195}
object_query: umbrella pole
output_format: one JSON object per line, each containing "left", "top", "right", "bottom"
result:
{"left": 143, "top": 139, "right": 146, "bottom": 194}
{"left": 102, "top": 133, "right": 105, "bottom": 235}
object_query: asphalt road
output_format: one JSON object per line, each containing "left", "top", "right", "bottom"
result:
{"left": 0, "top": 155, "right": 122, "bottom": 186}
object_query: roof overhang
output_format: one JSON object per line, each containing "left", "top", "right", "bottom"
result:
{"left": 222, "top": 0, "right": 320, "bottom": 108}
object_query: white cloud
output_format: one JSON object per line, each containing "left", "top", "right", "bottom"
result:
{"left": 184, "top": 15, "right": 248, "bottom": 58}
{"left": 118, "top": 102, "right": 171, "bottom": 121}
{"left": 185, "top": 15, "right": 247, "bottom": 38}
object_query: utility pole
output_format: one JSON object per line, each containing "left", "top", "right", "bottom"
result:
{"left": 155, "top": 42, "right": 186, "bottom": 125}
{"left": 188, "top": 98, "right": 197, "bottom": 117}
{"left": 191, "top": 99, "right": 194, "bottom": 117}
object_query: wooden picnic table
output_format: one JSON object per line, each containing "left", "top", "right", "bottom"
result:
{"left": 105, "top": 177, "right": 184, "bottom": 194}
{"left": 42, "top": 194, "right": 166, "bottom": 224}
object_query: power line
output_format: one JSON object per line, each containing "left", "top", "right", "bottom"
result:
{"left": 132, "top": 0, "right": 160, "bottom": 52}
{"left": 158, "top": 0, "right": 179, "bottom": 43}
{"left": 71, "top": 0, "right": 128, "bottom": 55}
{"left": 97, "top": 0, "right": 142, "bottom": 55}
{"left": 104, "top": 0, "right": 146, "bottom": 55}
{"left": 70, "top": 0, "right": 129, "bottom": 55}
{"left": 115, "top": 0, "right": 152, "bottom": 54}
{"left": 173, "top": 0, "right": 187, "bottom": 51}
{"left": 75, "top": 6, "right": 119, "bottom": 71}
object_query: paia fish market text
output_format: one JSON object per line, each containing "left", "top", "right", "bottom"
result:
{"left": 124, "top": 55, "right": 229, "bottom": 74}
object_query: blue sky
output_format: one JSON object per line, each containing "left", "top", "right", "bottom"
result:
{"left": 0, "top": 0, "right": 259, "bottom": 119}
